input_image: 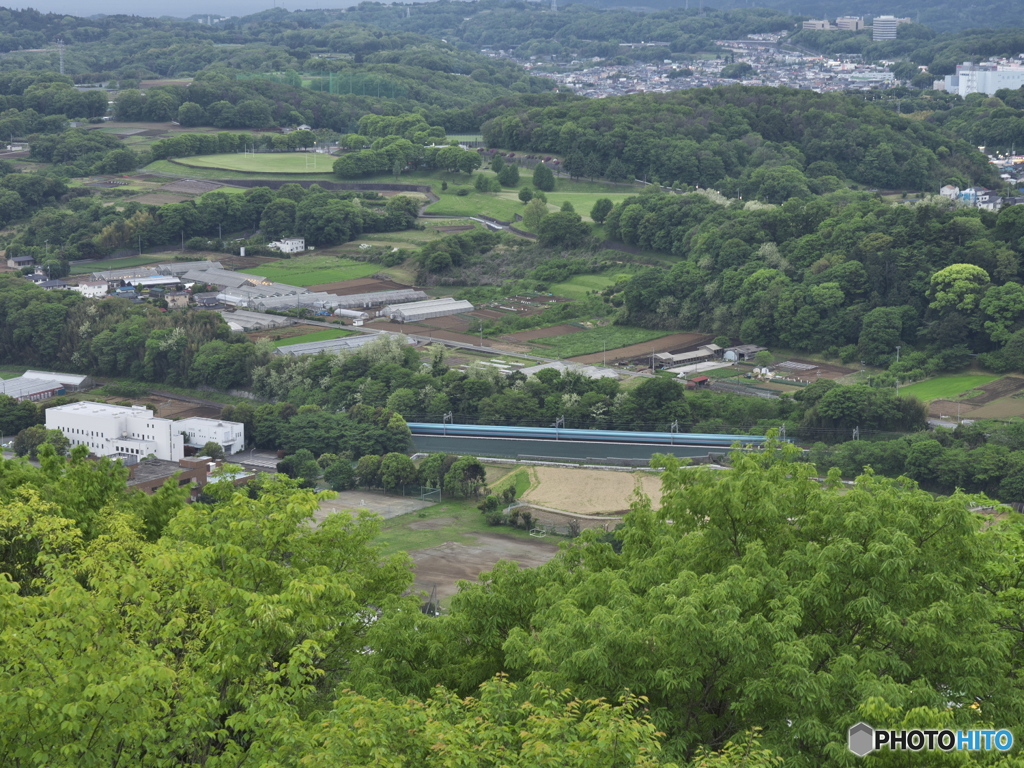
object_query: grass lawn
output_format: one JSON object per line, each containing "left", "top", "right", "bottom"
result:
{"left": 172, "top": 153, "right": 334, "bottom": 174}
{"left": 70, "top": 254, "right": 180, "bottom": 275}
{"left": 531, "top": 326, "right": 672, "bottom": 358}
{"left": 538, "top": 191, "right": 635, "bottom": 221}
{"left": 899, "top": 374, "right": 1003, "bottom": 402}
{"left": 548, "top": 268, "right": 639, "bottom": 299}
{"left": 142, "top": 160, "right": 332, "bottom": 182}
{"left": 426, "top": 191, "right": 526, "bottom": 222}
{"left": 373, "top": 496, "right": 537, "bottom": 557}
{"left": 272, "top": 328, "right": 356, "bottom": 347}
{"left": 239, "top": 255, "right": 379, "bottom": 286}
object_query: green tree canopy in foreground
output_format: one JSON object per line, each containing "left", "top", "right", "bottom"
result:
{"left": 352, "top": 441, "right": 1024, "bottom": 765}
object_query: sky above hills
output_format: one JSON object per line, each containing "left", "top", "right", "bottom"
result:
{"left": 4, "top": 0, "right": 365, "bottom": 16}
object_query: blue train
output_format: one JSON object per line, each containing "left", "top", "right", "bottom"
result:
{"left": 407, "top": 422, "right": 775, "bottom": 447}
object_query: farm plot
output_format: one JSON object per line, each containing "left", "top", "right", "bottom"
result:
{"left": 568, "top": 332, "right": 713, "bottom": 365}
{"left": 522, "top": 466, "right": 662, "bottom": 515}
{"left": 504, "top": 324, "right": 583, "bottom": 342}
{"left": 239, "top": 256, "right": 380, "bottom": 286}
{"left": 129, "top": 193, "right": 194, "bottom": 205}
{"left": 305, "top": 277, "right": 411, "bottom": 295}
{"left": 961, "top": 376, "right": 1024, "bottom": 404}
{"left": 900, "top": 375, "right": 1003, "bottom": 402}
{"left": 271, "top": 328, "right": 356, "bottom": 347}
{"left": 533, "top": 326, "right": 673, "bottom": 359}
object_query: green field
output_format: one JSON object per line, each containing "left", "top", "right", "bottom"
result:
{"left": 373, "top": 494, "right": 537, "bottom": 557}
{"left": 70, "top": 254, "right": 180, "bottom": 275}
{"left": 530, "top": 326, "right": 672, "bottom": 358}
{"left": 142, "top": 160, "right": 332, "bottom": 182}
{"left": 548, "top": 269, "right": 637, "bottom": 299}
{"left": 272, "top": 328, "right": 356, "bottom": 347}
{"left": 425, "top": 191, "right": 526, "bottom": 222}
{"left": 171, "top": 153, "right": 334, "bottom": 174}
{"left": 239, "top": 255, "right": 379, "bottom": 286}
{"left": 532, "top": 192, "right": 635, "bottom": 221}
{"left": 899, "top": 374, "right": 1002, "bottom": 402}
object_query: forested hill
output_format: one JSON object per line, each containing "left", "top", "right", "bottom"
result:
{"left": 480, "top": 87, "right": 994, "bottom": 193}
{"left": 603, "top": 0, "right": 1023, "bottom": 33}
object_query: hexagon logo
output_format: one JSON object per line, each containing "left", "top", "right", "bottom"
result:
{"left": 848, "top": 722, "right": 875, "bottom": 757}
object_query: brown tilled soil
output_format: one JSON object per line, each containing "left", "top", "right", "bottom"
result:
{"left": 306, "top": 277, "right": 411, "bottom": 294}
{"left": 568, "top": 332, "right": 713, "bottom": 365}
{"left": 409, "top": 533, "right": 559, "bottom": 600}
{"left": 505, "top": 324, "right": 583, "bottom": 342}
{"left": 930, "top": 399, "right": 979, "bottom": 419}
{"left": 245, "top": 323, "right": 334, "bottom": 342}
{"left": 129, "top": 193, "right": 194, "bottom": 205}
{"left": 779, "top": 358, "right": 858, "bottom": 381}
{"left": 217, "top": 254, "right": 281, "bottom": 269}
{"left": 418, "top": 314, "right": 471, "bottom": 330}
{"left": 963, "top": 376, "right": 1024, "bottom": 404}
{"left": 467, "top": 309, "right": 509, "bottom": 320}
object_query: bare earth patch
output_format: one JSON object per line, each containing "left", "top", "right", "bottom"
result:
{"left": 407, "top": 516, "right": 458, "bottom": 530}
{"left": 409, "top": 533, "right": 559, "bottom": 600}
{"left": 523, "top": 466, "right": 662, "bottom": 514}
{"left": 314, "top": 491, "right": 432, "bottom": 525}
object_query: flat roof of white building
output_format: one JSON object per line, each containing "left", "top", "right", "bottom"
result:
{"left": 48, "top": 400, "right": 157, "bottom": 418}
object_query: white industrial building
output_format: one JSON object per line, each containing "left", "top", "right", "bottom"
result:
{"left": 71, "top": 280, "right": 109, "bottom": 298}
{"left": 217, "top": 309, "right": 296, "bottom": 332}
{"left": 46, "top": 401, "right": 185, "bottom": 462}
{"left": 0, "top": 376, "right": 65, "bottom": 402}
{"left": 23, "top": 370, "right": 90, "bottom": 390}
{"left": 382, "top": 297, "right": 474, "bottom": 323}
{"left": 267, "top": 238, "right": 305, "bottom": 253}
{"left": 175, "top": 417, "right": 245, "bottom": 454}
{"left": 942, "top": 62, "right": 1024, "bottom": 97}
{"left": 331, "top": 289, "right": 429, "bottom": 309}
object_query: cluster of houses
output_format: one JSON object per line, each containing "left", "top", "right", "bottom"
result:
{"left": 939, "top": 184, "right": 1024, "bottom": 212}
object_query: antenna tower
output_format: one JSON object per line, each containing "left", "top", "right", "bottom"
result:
{"left": 58, "top": 38, "right": 64, "bottom": 76}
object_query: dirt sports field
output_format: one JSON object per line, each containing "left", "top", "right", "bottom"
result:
{"left": 410, "top": 533, "right": 558, "bottom": 600}
{"left": 569, "top": 332, "right": 713, "bottom": 365}
{"left": 523, "top": 466, "right": 663, "bottom": 514}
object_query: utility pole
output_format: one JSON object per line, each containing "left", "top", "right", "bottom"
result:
{"left": 553, "top": 415, "right": 565, "bottom": 439}
{"left": 442, "top": 411, "right": 453, "bottom": 436}
{"left": 895, "top": 345, "right": 901, "bottom": 363}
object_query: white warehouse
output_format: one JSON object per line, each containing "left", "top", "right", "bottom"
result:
{"left": 383, "top": 297, "right": 474, "bottom": 323}
{"left": 46, "top": 401, "right": 185, "bottom": 462}
{"left": 175, "top": 417, "right": 245, "bottom": 454}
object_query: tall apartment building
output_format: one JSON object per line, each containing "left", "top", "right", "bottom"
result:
{"left": 943, "top": 61, "right": 1024, "bottom": 97}
{"left": 46, "top": 401, "right": 185, "bottom": 461}
{"left": 871, "top": 16, "right": 911, "bottom": 41}
{"left": 836, "top": 16, "right": 864, "bottom": 31}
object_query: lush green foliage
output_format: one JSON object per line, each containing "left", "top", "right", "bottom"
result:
{"left": 607, "top": 190, "right": 1024, "bottom": 368}
{"left": 351, "top": 441, "right": 1024, "bottom": 764}
{"left": 482, "top": 88, "right": 992, "bottom": 193}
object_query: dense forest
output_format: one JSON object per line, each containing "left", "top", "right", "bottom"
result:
{"left": 481, "top": 87, "right": 993, "bottom": 192}
{"left": 604, "top": 190, "right": 1024, "bottom": 368}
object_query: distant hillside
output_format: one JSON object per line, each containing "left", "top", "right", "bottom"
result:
{"left": 578, "top": 0, "right": 1023, "bottom": 33}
